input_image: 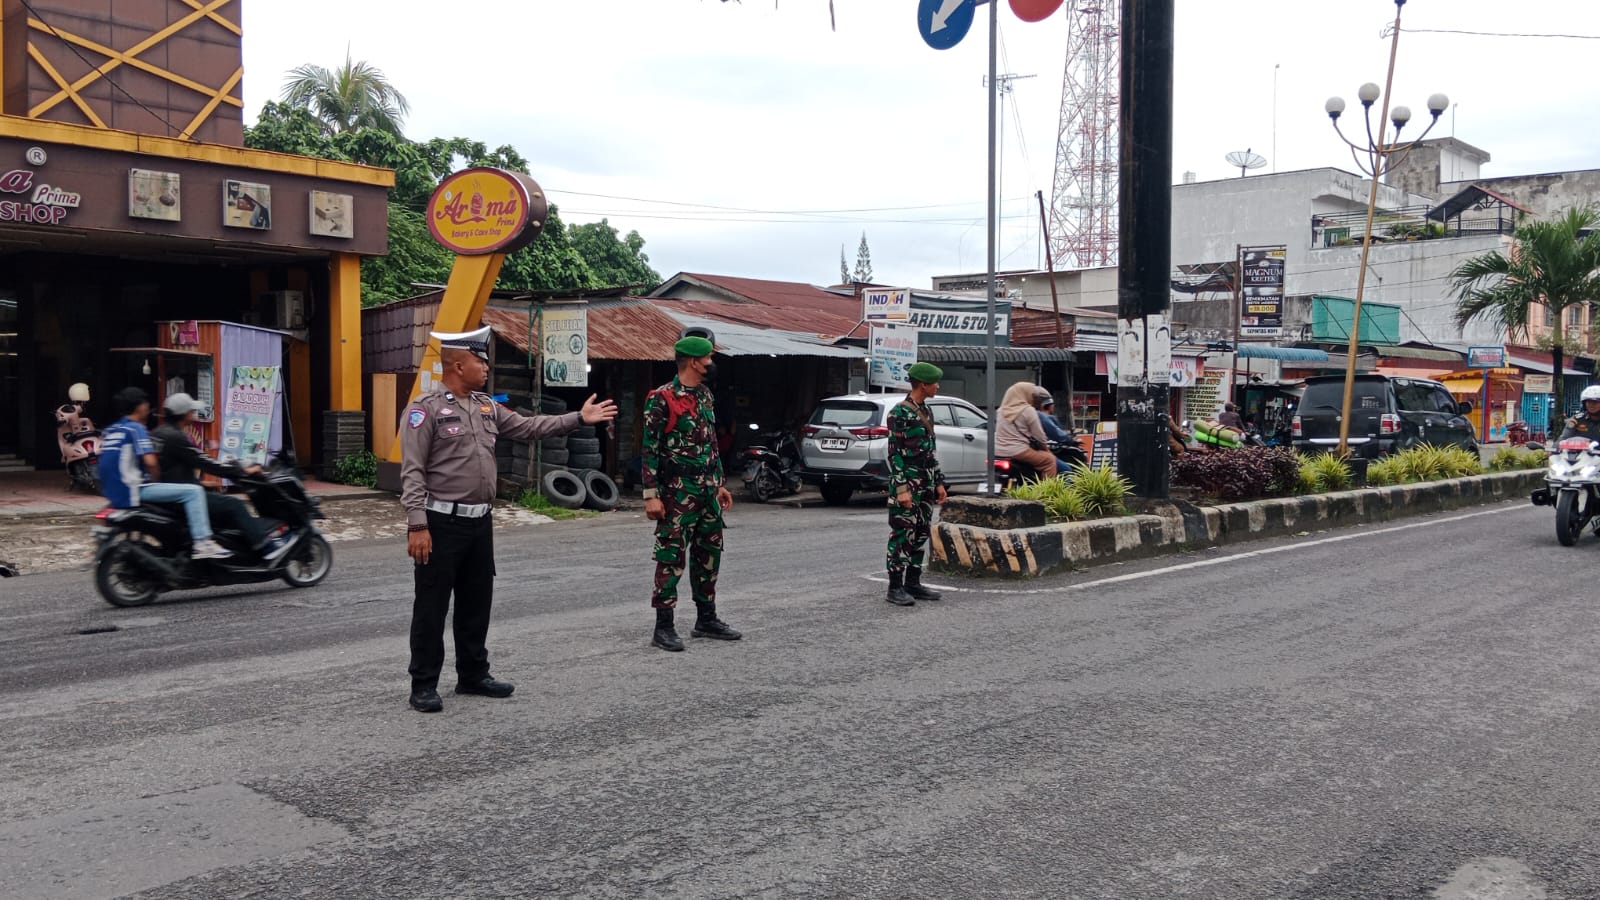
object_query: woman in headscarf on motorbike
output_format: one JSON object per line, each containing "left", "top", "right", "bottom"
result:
{"left": 994, "top": 381, "right": 1065, "bottom": 477}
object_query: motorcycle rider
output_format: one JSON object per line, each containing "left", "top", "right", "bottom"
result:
{"left": 97, "top": 386, "right": 232, "bottom": 560}
{"left": 1034, "top": 389, "right": 1070, "bottom": 443}
{"left": 152, "top": 393, "right": 290, "bottom": 559}
{"left": 1559, "top": 386, "right": 1600, "bottom": 441}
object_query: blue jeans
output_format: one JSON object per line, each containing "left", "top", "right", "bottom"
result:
{"left": 140, "top": 482, "right": 213, "bottom": 541}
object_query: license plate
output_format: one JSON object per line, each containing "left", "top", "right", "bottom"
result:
{"left": 820, "top": 437, "right": 849, "bottom": 451}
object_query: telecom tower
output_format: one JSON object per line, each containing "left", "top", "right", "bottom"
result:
{"left": 1049, "top": 0, "right": 1120, "bottom": 269}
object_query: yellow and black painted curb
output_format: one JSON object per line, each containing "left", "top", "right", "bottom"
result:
{"left": 931, "top": 470, "right": 1545, "bottom": 578}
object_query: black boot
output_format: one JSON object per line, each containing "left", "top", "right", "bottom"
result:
{"left": 691, "top": 602, "right": 743, "bottom": 640}
{"left": 652, "top": 608, "right": 684, "bottom": 652}
{"left": 886, "top": 569, "right": 915, "bottom": 606}
{"left": 905, "top": 567, "right": 943, "bottom": 602}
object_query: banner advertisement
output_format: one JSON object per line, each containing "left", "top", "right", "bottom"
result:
{"left": 1240, "top": 246, "right": 1286, "bottom": 338}
{"left": 863, "top": 287, "right": 911, "bottom": 321}
{"left": 541, "top": 304, "right": 589, "bottom": 388}
{"left": 902, "top": 309, "right": 1009, "bottom": 337}
{"left": 1466, "top": 345, "right": 1506, "bottom": 369}
{"left": 219, "top": 365, "right": 279, "bottom": 466}
{"left": 869, "top": 322, "right": 918, "bottom": 390}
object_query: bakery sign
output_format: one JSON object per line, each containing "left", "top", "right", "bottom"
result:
{"left": 0, "top": 148, "right": 80, "bottom": 226}
{"left": 426, "top": 166, "right": 549, "bottom": 256}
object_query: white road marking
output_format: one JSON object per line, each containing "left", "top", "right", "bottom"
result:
{"left": 865, "top": 504, "right": 1527, "bottom": 596}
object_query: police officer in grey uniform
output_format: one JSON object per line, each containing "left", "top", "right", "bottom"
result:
{"left": 401, "top": 326, "right": 618, "bottom": 713}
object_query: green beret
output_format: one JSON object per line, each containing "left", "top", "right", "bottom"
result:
{"left": 674, "top": 336, "right": 714, "bottom": 357}
{"left": 907, "top": 361, "right": 943, "bottom": 383}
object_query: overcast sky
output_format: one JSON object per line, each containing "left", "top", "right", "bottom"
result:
{"left": 240, "top": 1, "right": 1600, "bottom": 289}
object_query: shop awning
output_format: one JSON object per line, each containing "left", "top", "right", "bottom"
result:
{"left": 1236, "top": 345, "right": 1329, "bottom": 362}
{"left": 1506, "top": 351, "right": 1590, "bottom": 376}
{"left": 917, "top": 345, "right": 1076, "bottom": 364}
{"left": 1439, "top": 376, "right": 1483, "bottom": 395}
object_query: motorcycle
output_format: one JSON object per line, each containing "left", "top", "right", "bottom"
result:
{"left": 90, "top": 452, "right": 331, "bottom": 607}
{"left": 740, "top": 425, "right": 803, "bottom": 502}
{"left": 55, "top": 383, "right": 101, "bottom": 493}
{"left": 1528, "top": 439, "right": 1600, "bottom": 546}
{"left": 993, "top": 438, "right": 1089, "bottom": 491}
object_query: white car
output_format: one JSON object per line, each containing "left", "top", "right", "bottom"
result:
{"left": 798, "top": 392, "right": 992, "bottom": 505}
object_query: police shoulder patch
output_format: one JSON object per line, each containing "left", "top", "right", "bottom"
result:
{"left": 408, "top": 408, "right": 427, "bottom": 429}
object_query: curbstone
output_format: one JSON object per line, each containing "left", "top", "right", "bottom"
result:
{"left": 932, "top": 470, "right": 1544, "bottom": 578}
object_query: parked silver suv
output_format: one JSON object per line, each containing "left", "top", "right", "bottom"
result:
{"left": 798, "top": 392, "right": 991, "bottom": 505}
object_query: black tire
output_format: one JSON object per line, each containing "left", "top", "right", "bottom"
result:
{"left": 1557, "top": 489, "right": 1582, "bottom": 546}
{"left": 750, "top": 468, "right": 779, "bottom": 503}
{"left": 542, "top": 448, "right": 570, "bottom": 466}
{"left": 541, "top": 435, "right": 568, "bottom": 451}
{"left": 71, "top": 459, "right": 101, "bottom": 493}
{"left": 581, "top": 470, "right": 620, "bottom": 511}
{"left": 281, "top": 534, "right": 333, "bottom": 588}
{"left": 570, "top": 453, "right": 603, "bottom": 471}
{"left": 541, "top": 469, "right": 586, "bottom": 509}
{"left": 575, "top": 424, "right": 596, "bottom": 439}
{"left": 95, "top": 542, "right": 160, "bottom": 607}
{"left": 820, "top": 482, "right": 854, "bottom": 506}
{"left": 569, "top": 436, "right": 601, "bottom": 455}
{"left": 539, "top": 395, "right": 567, "bottom": 414}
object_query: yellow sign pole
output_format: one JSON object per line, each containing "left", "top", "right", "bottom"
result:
{"left": 385, "top": 167, "right": 547, "bottom": 463}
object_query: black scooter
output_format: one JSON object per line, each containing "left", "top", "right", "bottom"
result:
{"left": 740, "top": 426, "right": 803, "bottom": 502}
{"left": 993, "top": 438, "right": 1089, "bottom": 490}
{"left": 90, "top": 454, "right": 330, "bottom": 607}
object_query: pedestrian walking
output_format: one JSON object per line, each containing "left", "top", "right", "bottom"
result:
{"left": 401, "top": 326, "right": 617, "bottom": 713}
{"left": 885, "top": 362, "right": 949, "bottom": 606}
{"left": 641, "top": 333, "right": 740, "bottom": 651}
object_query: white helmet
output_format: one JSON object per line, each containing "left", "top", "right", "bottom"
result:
{"left": 1583, "top": 385, "right": 1600, "bottom": 403}
{"left": 67, "top": 383, "right": 90, "bottom": 403}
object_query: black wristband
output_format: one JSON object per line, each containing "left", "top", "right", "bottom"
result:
{"left": 407, "top": 523, "right": 429, "bottom": 533}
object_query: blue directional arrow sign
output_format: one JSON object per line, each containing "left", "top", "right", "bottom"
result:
{"left": 918, "top": 0, "right": 976, "bottom": 51}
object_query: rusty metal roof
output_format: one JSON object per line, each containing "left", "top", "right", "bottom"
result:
{"left": 483, "top": 301, "right": 682, "bottom": 362}
{"left": 650, "top": 272, "right": 864, "bottom": 338}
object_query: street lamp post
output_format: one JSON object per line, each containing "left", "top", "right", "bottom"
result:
{"left": 1323, "top": 0, "right": 1448, "bottom": 458}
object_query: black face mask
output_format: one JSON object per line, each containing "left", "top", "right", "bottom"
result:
{"left": 700, "top": 360, "right": 718, "bottom": 382}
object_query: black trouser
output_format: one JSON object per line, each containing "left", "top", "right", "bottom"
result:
{"left": 408, "top": 509, "right": 496, "bottom": 690}
{"left": 204, "top": 491, "right": 269, "bottom": 548}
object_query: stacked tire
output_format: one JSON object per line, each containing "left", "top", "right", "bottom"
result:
{"left": 531, "top": 396, "right": 618, "bottom": 512}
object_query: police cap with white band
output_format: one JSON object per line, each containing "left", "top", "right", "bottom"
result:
{"left": 432, "top": 326, "right": 492, "bottom": 361}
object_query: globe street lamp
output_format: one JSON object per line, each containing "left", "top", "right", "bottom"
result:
{"left": 1322, "top": 0, "right": 1448, "bottom": 459}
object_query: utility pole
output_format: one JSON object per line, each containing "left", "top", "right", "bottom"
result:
{"left": 1115, "top": 0, "right": 1174, "bottom": 498}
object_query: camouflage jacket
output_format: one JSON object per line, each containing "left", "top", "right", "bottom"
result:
{"left": 641, "top": 377, "right": 723, "bottom": 497}
{"left": 887, "top": 397, "right": 946, "bottom": 495}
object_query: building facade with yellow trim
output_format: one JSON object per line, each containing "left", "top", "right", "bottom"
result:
{"left": 0, "top": 0, "right": 390, "bottom": 473}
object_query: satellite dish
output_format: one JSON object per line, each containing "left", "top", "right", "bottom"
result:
{"left": 1225, "top": 149, "right": 1267, "bottom": 177}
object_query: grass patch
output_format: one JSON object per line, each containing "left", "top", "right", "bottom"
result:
{"left": 1488, "top": 445, "right": 1549, "bottom": 472}
{"left": 1368, "top": 444, "right": 1485, "bottom": 486}
{"left": 515, "top": 490, "right": 597, "bottom": 520}
{"left": 1004, "top": 462, "right": 1131, "bottom": 521}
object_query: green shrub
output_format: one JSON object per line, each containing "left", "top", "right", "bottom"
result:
{"left": 1367, "top": 456, "right": 1403, "bottom": 487}
{"left": 515, "top": 489, "right": 594, "bottom": 520}
{"left": 1068, "top": 463, "right": 1132, "bottom": 517}
{"left": 1172, "top": 447, "right": 1300, "bottom": 502}
{"left": 1303, "top": 453, "right": 1352, "bottom": 492}
{"left": 1489, "top": 446, "right": 1548, "bottom": 471}
{"left": 330, "top": 450, "right": 378, "bottom": 487}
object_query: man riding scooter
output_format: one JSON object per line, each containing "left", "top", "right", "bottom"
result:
{"left": 1560, "top": 386, "right": 1600, "bottom": 441}
{"left": 152, "top": 393, "right": 291, "bottom": 560}
{"left": 98, "top": 387, "right": 232, "bottom": 560}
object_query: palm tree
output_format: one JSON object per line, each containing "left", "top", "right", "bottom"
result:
{"left": 281, "top": 52, "right": 410, "bottom": 135}
{"left": 1452, "top": 205, "right": 1600, "bottom": 433}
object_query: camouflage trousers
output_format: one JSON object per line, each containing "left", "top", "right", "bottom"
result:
{"left": 886, "top": 495, "right": 934, "bottom": 574}
{"left": 652, "top": 485, "right": 724, "bottom": 609}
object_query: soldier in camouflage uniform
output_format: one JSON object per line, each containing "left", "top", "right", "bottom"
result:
{"left": 641, "top": 334, "right": 741, "bottom": 651}
{"left": 885, "top": 361, "right": 949, "bottom": 606}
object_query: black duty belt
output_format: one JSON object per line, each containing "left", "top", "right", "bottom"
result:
{"left": 660, "top": 459, "right": 718, "bottom": 481}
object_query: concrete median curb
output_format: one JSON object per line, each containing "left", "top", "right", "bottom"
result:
{"left": 931, "top": 470, "right": 1545, "bottom": 578}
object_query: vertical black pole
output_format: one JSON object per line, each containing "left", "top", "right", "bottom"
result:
{"left": 1115, "top": 0, "right": 1175, "bottom": 498}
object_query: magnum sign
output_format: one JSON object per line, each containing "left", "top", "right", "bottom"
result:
{"left": 1240, "top": 245, "right": 1286, "bottom": 338}
{"left": 426, "top": 167, "right": 549, "bottom": 255}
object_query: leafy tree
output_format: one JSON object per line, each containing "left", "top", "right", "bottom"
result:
{"left": 853, "top": 231, "right": 873, "bottom": 283}
{"left": 840, "top": 245, "right": 850, "bottom": 285}
{"left": 281, "top": 53, "right": 410, "bottom": 135}
{"left": 569, "top": 219, "right": 661, "bottom": 291}
{"left": 246, "top": 103, "right": 663, "bottom": 305}
{"left": 1452, "top": 205, "right": 1600, "bottom": 429}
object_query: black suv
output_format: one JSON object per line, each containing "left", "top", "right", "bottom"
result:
{"left": 1292, "top": 374, "right": 1478, "bottom": 458}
